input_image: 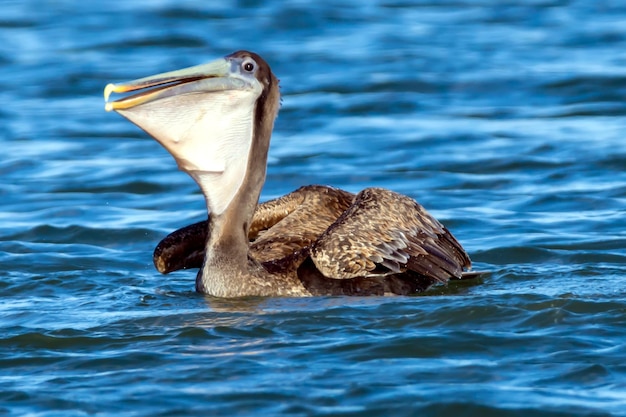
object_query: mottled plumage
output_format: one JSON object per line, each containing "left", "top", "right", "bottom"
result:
{"left": 154, "top": 185, "right": 474, "bottom": 296}
{"left": 154, "top": 185, "right": 353, "bottom": 273}
{"left": 310, "top": 187, "right": 469, "bottom": 282}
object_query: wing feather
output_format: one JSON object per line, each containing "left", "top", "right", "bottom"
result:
{"left": 153, "top": 185, "right": 353, "bottom": 273}
{"left": 310, "top": 187, "right": 471, "bottom": 283}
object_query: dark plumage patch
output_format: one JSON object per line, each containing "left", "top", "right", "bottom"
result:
{"left": 156, "top": 186, "right": 472, "bottom": 296}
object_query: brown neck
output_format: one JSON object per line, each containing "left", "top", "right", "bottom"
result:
{"left": 197, "top": 69, "right": 280, "bottom": 295}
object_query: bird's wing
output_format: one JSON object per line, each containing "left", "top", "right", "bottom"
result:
{"left": 153, "top": 220, "right": 208, "bottom": 274}
{"left": 310, "top": 187, "right": 471, "bottom": 283}
{"left": 250, "top": 185, "right": 353, "bottom": 261}
{"left": 152, "top": 185, "right": 353, "bottom": 273}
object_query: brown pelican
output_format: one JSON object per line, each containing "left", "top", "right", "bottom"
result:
{"left": 104, "top": 50, "right": 477, "bottom": 297}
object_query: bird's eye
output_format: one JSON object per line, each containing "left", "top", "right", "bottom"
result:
{"left": 243, "top": 61, "right": 255, "bottom": 72}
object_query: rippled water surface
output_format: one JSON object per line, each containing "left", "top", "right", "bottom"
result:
{"left": 2, "top": 1, "right": 626, "bottom": 416}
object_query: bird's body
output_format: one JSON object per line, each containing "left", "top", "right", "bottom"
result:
{"left": 105, "top": 50, "right": 476, "bottom": 297}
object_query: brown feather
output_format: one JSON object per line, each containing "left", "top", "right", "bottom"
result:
{"left": 155, "top": 186, "right": 472, "bottom": 295}
{"left": 153, "top": 185, "right": 353, "bottom": 273}
{"left": 310, "top": 187, "right": 470, "bottom": 284}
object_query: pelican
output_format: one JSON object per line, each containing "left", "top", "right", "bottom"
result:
{"left": 104, "top": 50, "right": 478, "bottom": 297}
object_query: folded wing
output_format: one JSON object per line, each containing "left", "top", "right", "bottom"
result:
{"left": 310, "top": 187, "right": 471, "bottom": 283}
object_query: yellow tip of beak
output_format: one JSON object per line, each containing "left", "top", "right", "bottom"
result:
{"left": 104, "top": 82, "right": 141, "bottom": 111}
{"left": 104, "top": 83, "right": 117, "bottom": 103}
{"left": 104, "top": 83, "right": 120, "bottom": 111}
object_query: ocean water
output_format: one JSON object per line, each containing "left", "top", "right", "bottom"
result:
{"left": 2, "top": 0, "right": 626, "bottom": 415}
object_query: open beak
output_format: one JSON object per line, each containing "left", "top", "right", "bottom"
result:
{"left": 104, "top": 58, "right": 238, "bottom": 111}
{"left": 102, "top": 55, "right": 260, "bottom": 179}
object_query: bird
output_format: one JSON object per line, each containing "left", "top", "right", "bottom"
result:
{"left": 104, "top": 50, "right": 479, "bottom": 297}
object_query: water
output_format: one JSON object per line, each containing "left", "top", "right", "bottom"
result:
{"left": 2, "top": 0, "right": 626, "bottom": 415}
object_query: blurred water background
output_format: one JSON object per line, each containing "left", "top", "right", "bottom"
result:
{"left": 1, "top": 1, "right": 626, "bottom": 416}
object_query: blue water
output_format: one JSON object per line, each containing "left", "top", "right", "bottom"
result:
{"left": 2, "top": 1, "right": 626, "bottom": 415}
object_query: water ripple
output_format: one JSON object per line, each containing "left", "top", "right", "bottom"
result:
{"left": 2, "top": 0, "right": 626, "bottom": 415}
